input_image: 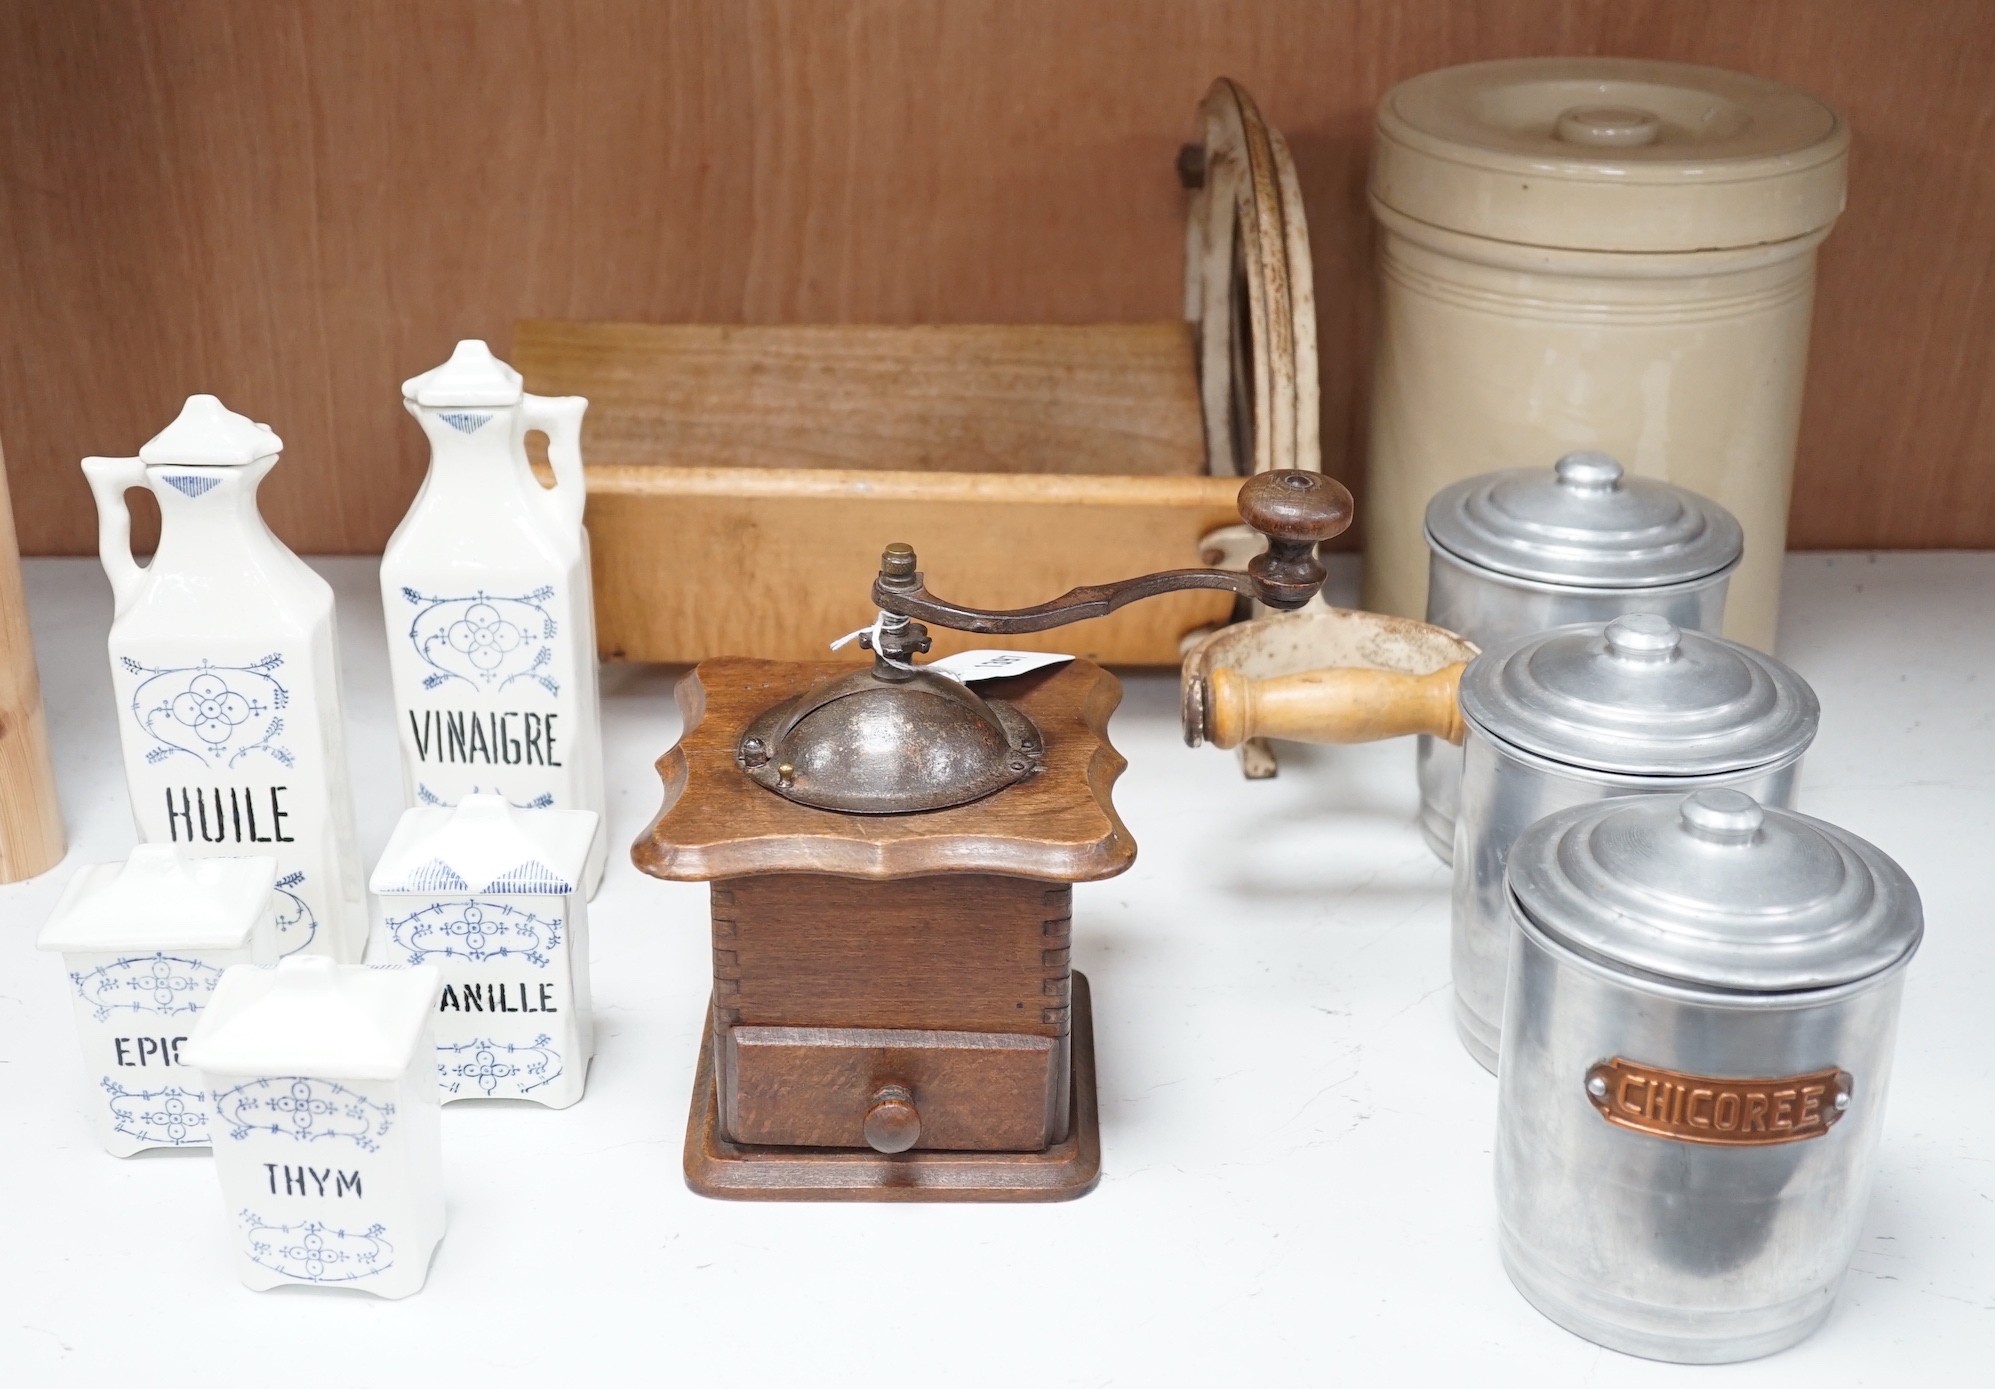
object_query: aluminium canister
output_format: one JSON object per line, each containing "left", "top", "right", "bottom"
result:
{"left": 1452, "top": 613, "right": 1817, "bottom": 1072}
{"left": 1418, "top": 450, "right": 1740, "bottom": 862}
{"left": 1365, "top": 56, "right": 1848, "bottom": 655}
{"left": 1496, "top": 789, "right": 1921, "bottom": 1363}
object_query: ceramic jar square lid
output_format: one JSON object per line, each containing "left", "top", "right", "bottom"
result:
{"left": 401, "top": 339, "right": 524, "bottom": 409}
{"left": 1425, "top": 452, "right": 1742, "bottom": 590}
{"left": 37, "top": 844, "right": 276, "bottom": 953}
{"left": 138, "top": 394, "right": 282, "bottom": 468}
{"left": 184, "top": 956, "right": 441, "bottom": 1080}
{"left": 370, "top": 794, "right": 599, "bottom": 897}
{"left": 1459, "top": 614, "right": 1817, "bottom": 776}
{"left": 1508, "top": 789, "right": 1922, "bottom": 993}
{"left": 1373, "top": 57, "right": 1848, "bottom": 254}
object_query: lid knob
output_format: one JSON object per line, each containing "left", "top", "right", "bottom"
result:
{"left": 1552, "top": 450, "right": 1625, "bottom": 492}
{"left": 1602, "top": 613, "right": 1682, "bottom": 662}
{"left": 1679, "top": 788, "right": 1765, "bottom": 845}
{"left": 1555, "top": 105, "right": 1662, "bottom": 148}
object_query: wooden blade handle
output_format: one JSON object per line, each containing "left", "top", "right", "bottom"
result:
{"left": 1201, "top": 663, "right": 1467, "bottom": 750}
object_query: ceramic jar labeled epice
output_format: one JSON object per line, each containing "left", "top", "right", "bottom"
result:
{"left": 83, "top": 396, "right": 367, "bottom": 961}
{"left": 1365, "top": 57, "right": 1848, "bottom": 652}
{"left": 37, "top": 845, "right": 277, "bottom": 1155}
{"left": 1496, "top": 789, "right": 1921, "bottom": 1363}
{"left": 1453, "top": 614, "right": 1817, "bottom": 1071}
{"left": 1417, "top": 451, "right": 1740, "bottom": 862}
{"left": 381, "top": 341, "right": 607, "bottom": 896}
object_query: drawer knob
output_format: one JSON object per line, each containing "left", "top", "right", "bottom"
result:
{"left": 863, "top": 1084, "right": 921, "bottom": 1153}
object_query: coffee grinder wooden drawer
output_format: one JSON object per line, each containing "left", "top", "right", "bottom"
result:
{"left": 721, "top": 1025, "right": 1065, "bottom": 1153}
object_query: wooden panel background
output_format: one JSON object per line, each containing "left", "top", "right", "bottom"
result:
{"left": 1, "top": 0, "right": 1990, "bottom": 557}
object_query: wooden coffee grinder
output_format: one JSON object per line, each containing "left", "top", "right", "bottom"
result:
{"left": 633, "top": 469, "right": 1350, "bottom": 1200}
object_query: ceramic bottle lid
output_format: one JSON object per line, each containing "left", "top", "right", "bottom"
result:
{"left": 401, "top": 339, "right": 525, "bottom": 408}
{"left": 1372, "top": 57, "right": 1849, "bottom": 252}
{"left": 1425, "top": 452, "right": 1743, "bottom": 589}
{"left": 139, "top": 394, "right": 283, "bottom": 467}
{"left": 370, "top": 793, "right": 599, "bottom": 896}
{"left": 184, "top": 955, "right": 441, "bottom": 1080}
{"left": 1508, "top": 788, "right": 1923, "bottom": 993}
{"left": 37, "top": 844, "right": 276, "bottom": 952}
{"left": 1458, "top": 614, "right": 1817, "bottom": 775}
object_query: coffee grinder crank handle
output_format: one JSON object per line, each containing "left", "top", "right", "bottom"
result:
{"left": 867, "top": 470, "right": 1353, "bottom": 643}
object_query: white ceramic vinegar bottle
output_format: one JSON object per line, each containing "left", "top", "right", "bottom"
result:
{"left": 381, "top": 341, "right": 606, "bottom": 895}
{"left": 82, "top": 395, "right": 366, "bottom": 961}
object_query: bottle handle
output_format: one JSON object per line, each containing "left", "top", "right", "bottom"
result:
{"left": 80, "top": 455, "right": 149, "bottom": 611}
{"left": 521, "top": 392, "right": 588, "bottom": 532}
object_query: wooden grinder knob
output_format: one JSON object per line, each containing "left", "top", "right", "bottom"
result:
{"left": 863, "top": 1084, "right": 921, "bottom": 1154}
{"left": 1234, "top": 470, "right": 1354, "bottom": 610}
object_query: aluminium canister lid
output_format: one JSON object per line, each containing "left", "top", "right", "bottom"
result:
{"left": 1507, "top": 788, "right": 1922, "bottom": 993}
{"left": 1372, "top": 57, "right": 1849, "bottom": 253}
{"left": 1425, "top": 452, "right": 1743, "bottom": 589}
{"left": 1459, "top": 613, "right": 1817, "bottom": 775}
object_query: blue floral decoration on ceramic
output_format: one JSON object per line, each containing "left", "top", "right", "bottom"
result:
{"left": 273, "top": 870, "right": 318, "bottom": 958}
{"left": 401, "top": 587, "right": 559, "bottom": 695}
{"left": 211, "top": 1077, "right": 395, "bottom": 1152}
{"left": 383, "top": 898, "right": 562, "bottom": 966}
{"left": 121, "top": 653, "right": 292, "bottom": 768}
{"left": 415, "top": 783, "right": 556, "bottom": 811}
{"left": 437, "top": 1034, "right": 563, "bottom": 1098}
{"left": 72, "top": 952, "right": 222, "bottom": 1021}
{"left": 104, "top": 1078, "right": 209, "bottom": 1146}
{"left": 240, "top": 1211, "right": 393, "bottom": 1283}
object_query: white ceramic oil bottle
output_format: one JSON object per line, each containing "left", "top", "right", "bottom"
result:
{"left": 82, "top": 395, "right": 366, "bottom": 961}
{"left": 381, "top": 341, "right": 605, "bottom": 895}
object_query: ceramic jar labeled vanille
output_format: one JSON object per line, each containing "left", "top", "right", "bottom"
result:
{"left": 367, "top": 795, "right": 598, "bottom": 1107}
{"left": 1454, "top": 614, "right": 1817, "bottom": 1072}
{"left": 1497, "top": 790, "right": 1921, "bottom": 1362}
{"left": 37, "top": 845, "right": 276, "bottom": 1155}
{"left": 183, "top": 956, "right": 445, "bottom": 1298}
{"left": 1417, "top": 451, "right": 1740, "bottom": 862}
{"left": 381, "top": 342, "right": 606, "bottom": 896}
{"left": 83, "top": 396, "right": 366, "bottom": 961}
{"left": 1365, "top": 57, "right": 1848, "bottom": 653}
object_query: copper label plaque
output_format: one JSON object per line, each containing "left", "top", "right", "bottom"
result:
{"left": 1585, "top": 1058, "right": 1853, "bottom": 1146}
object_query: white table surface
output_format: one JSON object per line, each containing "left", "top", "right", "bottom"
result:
{"left": 2, "top": 553, "right": 1990, "bottom": 1385}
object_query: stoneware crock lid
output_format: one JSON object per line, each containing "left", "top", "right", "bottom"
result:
{"left": 184, "top": 955, "right": 441, "bottom": 1080}
{"left": 370, "top": 794, "right": 599, "bottom": 896}
{"left": 139, "top": 394, "right": 283, "bottom": 467}
{"left": 1425, "top": 451, "right": 1743, "bottom": 589}
{"left": 401, "top": 338, "right": 525, "bottom": 408}
{"left": 1373, "top": 57, "right": 1849, "bottom": 252}
{"left": 1458, "top": 613, "right": 1817, "bottom": 774}
{"left": 37, "top": 844, "right": 276, "bottom": 953}
{"left": 1508, "top": 788, "right": 1923, "bottom": 993}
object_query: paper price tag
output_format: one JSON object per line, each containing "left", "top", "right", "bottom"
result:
{"left": 923, "top": 650, "right": 1075, "bottom": 683}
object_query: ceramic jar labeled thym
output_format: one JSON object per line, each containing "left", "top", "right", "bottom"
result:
{"left": 183, "top": 956, "right": 445, "bottom": 1298}
{"left": 1453, "top": 614, "right": 1817, "bottom": 1071}
{"left": 1417, "top": 451, "right": 1741, "bottom": 862}
{"left": 367, "top": 794, "right": 598, "bottom": 1107}
{"left": 1497, "top": 789, "right": 1921, "bottom": 1362}
{"left": 1365, "top": 57, "right": 1848, "bottom": 652}
{"left": 82, "top": 395, "right": 367, "bottom": 960}
{"left": 381, "top": 341, "right": 607, "bottom": 896}
{"left": 37, "top": 845, "right": 277, "bottom": 1155}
